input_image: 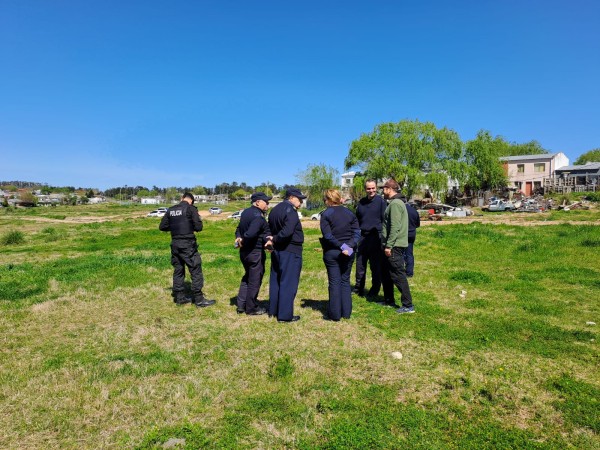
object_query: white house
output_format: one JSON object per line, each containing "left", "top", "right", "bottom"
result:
{"left": 140, "top": 197, "right": 160, "bottom": 205}
{"left": 88, "top": 196, "right": 106, "bottom": 204}
{"left": 340, "top": 171, "right": 356, "bottom": 197}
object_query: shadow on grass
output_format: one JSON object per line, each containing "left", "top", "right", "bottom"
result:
{"left": 300, "top": 298, "right": 328, "bottom": 319}
{"left": 228, "top": 295, "right": 270, "bottom": 312}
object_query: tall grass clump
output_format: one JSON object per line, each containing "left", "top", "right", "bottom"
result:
{"left": 1, "top": 230, "right": 25, "bottom": 245}
{"left": 41, "top": 226, "right": 65, "bottom": 242}
{"left": 585, "top": 192, "right": 600, "bottom": 202}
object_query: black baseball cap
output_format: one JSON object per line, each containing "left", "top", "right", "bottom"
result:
{"left": 251, "top": 192, "right": 272, "bottom": 203}
{"left": 285, "top": 188, "right": 307, "bottom": 199}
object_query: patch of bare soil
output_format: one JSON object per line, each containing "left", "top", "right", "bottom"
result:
{"left": 419, "top": 214, "right": 600, "bottom": 227}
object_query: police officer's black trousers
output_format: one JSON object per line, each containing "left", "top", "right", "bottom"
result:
{"left": 354, "top": 233, "right": 383, "bottom": 295}
{"left": 323, "top": 249, "right": 355, "bottom": 320}
{"left": 170, "top": 238, "right": 204, "bottom": 295}
{"left": 269, "top": 250, "right": 302, "bottom": 321}
{"left": 237, "top": 249, "right": 266, "bottom": 313}
{"left": 403, "top": 237, "right": 416, "bottom": 277}
{"left": 381, "top": 247, "right": 413, "bottom": 308}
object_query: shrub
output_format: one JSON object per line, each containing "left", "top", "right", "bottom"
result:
{"left": 585, "top": 192, "right": 600, "bottom": 202}
{"left": 41, "top": 227, "right": 65, "bottom": 242}
{"left": 558, "top": 194, "right": 572, "bottom": 206}
{"left": 2, "top": 230, "right": 25, "bottom": 245}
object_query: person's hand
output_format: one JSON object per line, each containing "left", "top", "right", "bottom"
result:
{"left": 235, "top": 237, "right": 243, "bottom": 248}
{"left": 384, "top": 247, "right": 392, "bottom": 257}
{"left": 264, "top": 239, "right": 274, "bottom": 252}
{"left": 342, "top": 249, "right": 350, "bottom": 256}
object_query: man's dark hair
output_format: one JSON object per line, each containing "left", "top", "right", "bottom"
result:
{"left": 182, "top": 192, "right": 195, "bottom": 204}
{"left": 365, "top": 178, "right": 376, "bottom": 186}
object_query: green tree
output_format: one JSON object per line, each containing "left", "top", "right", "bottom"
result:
{"left": 136, "top": 189, "right": 151, "bottom": 198}
{"left": 344, "top": 119, "right": 463, "bottom": 199}
{"left": 296, "top": 163, "right": 339, "bottom": 208}
{"left": 464, "top": 130, "right": 509, "bottom": 191}
{"left": 232, "top": 188, "right": 249, "bottom": 200}
{"left": 86, "top": 189, "right": 95, "bottom": 198}
{"left": 20, "top": 191, "right": 37, "bottom": 206}
{"left": 165, "top": 187, "right": 180, "bottom": 204}
{"left": 503, "top": 140, "right": 548, "bottom": 157}
{"left": 255, "top": 184, "right": 276, "bottom": 197}
{"left": 574, "top": 148, "right": 600, "bottom": 165}
{"left": 192, "top": 185, "right": 207, "bottom": 195}
{"left": 351, "top": 174, "right": 367, "bottom": 202}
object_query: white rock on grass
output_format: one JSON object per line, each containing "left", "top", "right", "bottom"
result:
{"left": 391, "top": 352, "right": 403, "bottom": 360}
{"left": 163, "top": 438, "right": 186, "bottom": 449}
{"left": 586, "top": 321, "right": 596, "bottom": 326}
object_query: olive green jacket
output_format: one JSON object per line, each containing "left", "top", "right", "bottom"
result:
{"left": 381, "top": 195, "right": 409, "bottom": 248}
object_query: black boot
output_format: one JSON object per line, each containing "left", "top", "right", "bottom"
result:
{"left": 174, "top": 292, "right": 192, "bottom": 305}
{"left": 194, "top": 292, "right": 216, "bottom": 308}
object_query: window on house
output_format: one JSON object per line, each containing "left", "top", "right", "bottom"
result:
{"left": 517, "top": 164, "right": 524, "bottom": 173}
{"left": 534, "top": 163, "right": 545, "bottom": 172}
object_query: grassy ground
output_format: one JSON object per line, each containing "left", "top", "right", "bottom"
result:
{"left": 1, "top": 205, "right": 599, "bottom": 449}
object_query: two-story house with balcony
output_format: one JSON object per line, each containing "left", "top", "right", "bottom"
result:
{"left": 500, "top": 152, "right": 569, "bottom": 196}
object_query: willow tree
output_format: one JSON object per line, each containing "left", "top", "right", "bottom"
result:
{"left": 464, "top": 130, "right": 510, "bottom": 192}
{"left": 296, "top": 163, "right": 339, "bottom": 208}
{"left": 344, "top": 119, "right": 464, "bottom": 199}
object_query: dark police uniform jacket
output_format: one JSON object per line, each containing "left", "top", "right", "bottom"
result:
{"left": 235, "top": 205, "right": 271, "bottom": 253}
{"left": 159, "top": 201, "right": 203, "bottom": 239}
{"left": 267, "top": 200, "right": 303, "bottom": 255}
{"left": 320, "top": 206, "right": 361, "bottom": 251}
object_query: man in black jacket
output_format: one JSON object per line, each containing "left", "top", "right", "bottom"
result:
{"left": 159, "top": 192, "right": 215, "bottom": 307}
{"left": 353, "top": 179, "right": 387, "bottom": 297}
{"left": 234, "top": 192, "right": 272, "bottom": 315}
{"left": 400, "top": 196, "right": 420, "bottom": 277}
{"left": 266, "top": 187, "right": 306, "bottom": 322}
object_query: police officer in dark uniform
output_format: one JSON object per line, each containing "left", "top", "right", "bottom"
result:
{"left": 159, "top": 192, "right": 215, "bottom": 308}
{"left": 234, "top": 192, "right": 272, "bottom": 315}
{"left": 266, "top": 187, "right": 306, "bottom": 322}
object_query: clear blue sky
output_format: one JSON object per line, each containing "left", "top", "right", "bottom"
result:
{"left": 1, "top": 0, "right": 599, "bottom": 191}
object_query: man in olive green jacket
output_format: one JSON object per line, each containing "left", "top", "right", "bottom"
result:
{"left": 381, "top": 179, "right": 414, "bottom": 314}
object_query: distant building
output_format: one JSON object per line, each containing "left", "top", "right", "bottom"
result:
{"left": 500, "top": 152, "right": 569, "bottom": 196}
{"left": 140, "top": 197, "right": 160, "bottom": 205}
{"left": 340, "top": 171, "right": 356, "bottom": 197}
{"left": 88, "top": 196, "right": 106, "bottom": 204}
{"left": 550, "top": 162, "right": 600, "bottom": 193}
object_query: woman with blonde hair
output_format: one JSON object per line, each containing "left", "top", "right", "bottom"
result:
{"left": 319, "top": 189, "right": 360, "bottom": 320}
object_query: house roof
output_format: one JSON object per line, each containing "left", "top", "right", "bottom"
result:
{"left": 499, "top": 153, "right": 562, "bottom": 162}
{"left": 555, "top": 162, "right": 600, "bottom": 172}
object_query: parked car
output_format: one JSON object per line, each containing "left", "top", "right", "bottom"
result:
{"left": 147, "top": 210, "right": 165, "bottom": 217}
{"left": 209, "top": 207, "right": 222, "bottom": 215}
{"left": 311, "top": 209, "right": 325, "bottom": 221}
{"left": 228, "top": 210, "right": 243, "bottom": 219}
{"left": 486, "top": 200, "right": 516, "bottom": 212}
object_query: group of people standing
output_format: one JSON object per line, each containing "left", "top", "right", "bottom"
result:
{"left": 159, "top": 180, "right": 419, "bottom": 322}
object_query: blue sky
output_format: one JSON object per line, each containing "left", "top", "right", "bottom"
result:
{"left": 1, "top": 0, "right": 599, "bottom": 190}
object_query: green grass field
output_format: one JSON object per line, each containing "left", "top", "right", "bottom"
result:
{"left": 1, "top": 205, "right": 599, "bottom": 449}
